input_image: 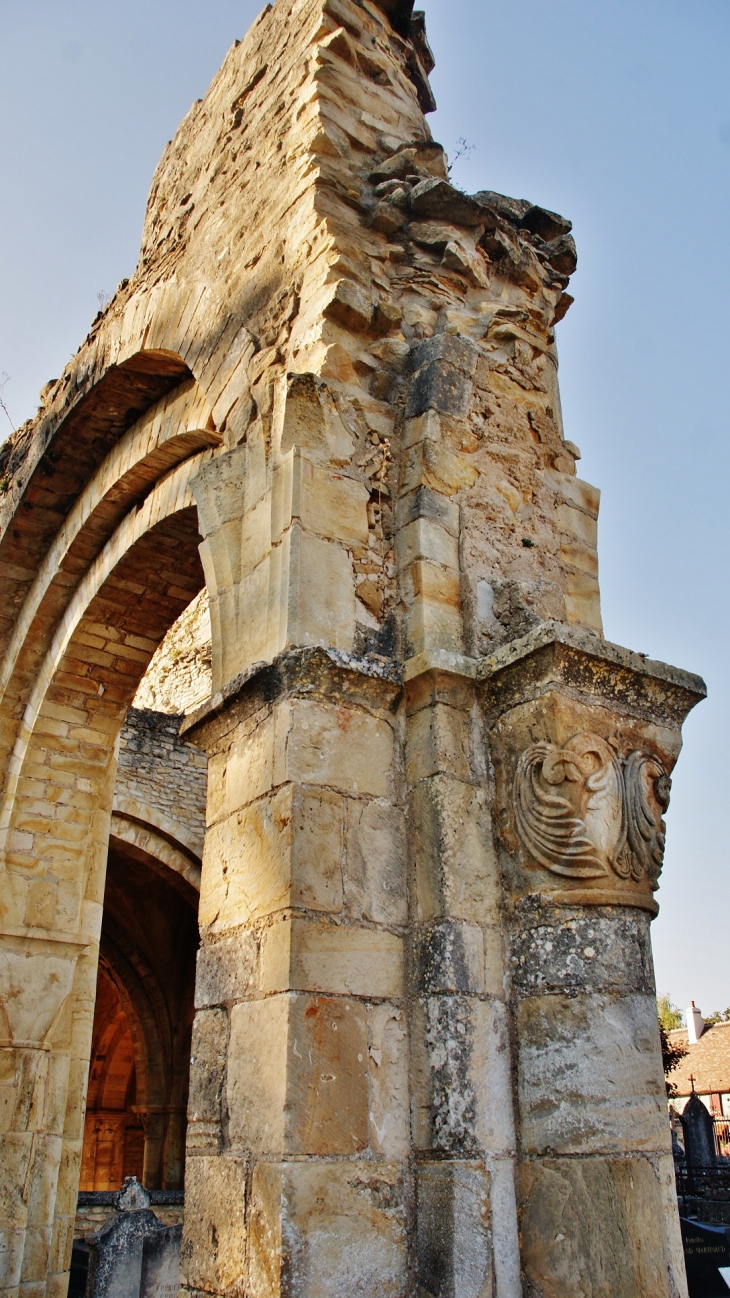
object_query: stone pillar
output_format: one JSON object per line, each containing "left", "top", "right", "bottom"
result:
{"left": 161, "top": 1109, "right": 187, "bottom": 1191}
{"left": 180, "top": 648, "right": 408, "bottom": 1298}
{"left": 407, "top": 666, "right": 523, "bottom": 1298}
{"left": 481, "top": 624, "right": 705, "bottom": 1298}
{"left": 141, "top": 1111, "right": 166, "bottom": 1191}
{"left": 0, "top": 922, "right": 100, "bottom": 1298}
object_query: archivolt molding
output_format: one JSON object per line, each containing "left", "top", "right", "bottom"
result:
{"left": 110, "top": 811, "right": 201, "bottom": 895}
{"left": 113, "top": 794, "right": 203, "bottom": 860}
{"left": 0, "top": 378, "right": 218, "bottom": 708}
{"left": 0, "top": 450, "right": 212, "bottom": 840}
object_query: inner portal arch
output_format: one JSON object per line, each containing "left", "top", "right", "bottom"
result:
{"left": 0, "top": 449, "right": 210, "bottom": 1294}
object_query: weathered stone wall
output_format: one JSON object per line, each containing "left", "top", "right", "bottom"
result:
{"left": 116, "top": 710, "right": 207, "bottom": 856}
{"left": 133, "top": 591, "right": 212, "bottom": 717}
{"left": 0, "top": 1, "right": 706, "bottom": 1296}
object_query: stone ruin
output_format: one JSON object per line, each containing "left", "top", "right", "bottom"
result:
{"left": 0, "top": 0, "right": 707, "bottom": 1295}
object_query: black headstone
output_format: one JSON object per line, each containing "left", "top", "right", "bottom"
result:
{"left": 680, "top": 1217, "right": 730, "bottom": 1297}
{"left": 682, "top": 1093, "right": 719, "bottom": 1168}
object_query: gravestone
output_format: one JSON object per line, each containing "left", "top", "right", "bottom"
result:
{"left": 86, "top": 1179, "right": 174, "bottom": 1298}
{"left": 140, "top": 1225, "right": 182, "bottom": 1298}
{"left": 683, "top": 1092, "right": 719, "bottom": 1168}
{"left": 680, "top": 1217, "right": 730, "bottom": 1297}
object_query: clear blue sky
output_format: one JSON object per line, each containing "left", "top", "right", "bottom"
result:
{"left": 1, "top": 0, "right": 728, "bottom": 1014}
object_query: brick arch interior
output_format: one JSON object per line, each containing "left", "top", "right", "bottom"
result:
{"left": 79, "top": 964, "right": 143, "bottom": 1191}
{"left": 81, "top": 840, "right": 199, "bottom": 1193}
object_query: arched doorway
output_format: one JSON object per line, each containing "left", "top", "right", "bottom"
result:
{"left": 79, "top": 594, "right": 210, "bottom": 1196}
{"left": 80, "top": 962, "right": 144, "bottom": 1191}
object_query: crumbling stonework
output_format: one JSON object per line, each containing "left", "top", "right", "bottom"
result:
{"left": 133, "top": 591, "right": 212, "bottom": 717}
{"left": 0, "top": 1, "right": 706, "bottom": 1296}
{"left": 116, "top": 709, "right": 208, "bottom": 857}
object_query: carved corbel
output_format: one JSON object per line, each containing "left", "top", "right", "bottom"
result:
{"left": 479, "top": 623, "right": 705, "bottom": 913}
{"left": 513, "top": 732, "right": 671, "bottom": 889}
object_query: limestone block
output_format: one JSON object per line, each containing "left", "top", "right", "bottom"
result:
{"left": 540, "top": 470, "right": 600, "bottom": 518}
{"left": 413, "top": 997, "right": 515, "bottom": 1156}
{"left": 182, "top": 1155, "right": 248, "bottom": 1293}
{"left": 407, "top": 363, "right": 473, "bottom": 422}
{"left": 199, "top": 795, "right": 288, "bottom": 930}
{"left": 416, "top": 921, "right": 486, "bottom": 995}
{"left": 202, "top": 545, "right": 278, "bottom": 690}
{"left": 63, "top": 1056, "right": 90, "bottom": 1144}
{"left": 193, "top": 929, "right": 258, "bottom": 1007}
{"left": 323, "top": 281, "right": 375, "bottom": 334}
{"left": 0, "top": 1138, "right": 33, "bottom": 1231}
{"left": 290, "top": 787, "right": 345, "bottom": 912}
{"left": 249, "top": 1161, "right": 407, "bottom": 1298}
{"left": 241, "top": 494, "right": 273, "bottom": 575}
{"left": 24, "top": 1135, "right": 62, "bottom": 1236}
{"left": 401, "top": 408, "right": 474, "bottom": 456}
{"left": 555, "top": 502, "right": 597, "bottom": 549}
{"left": 191, "top": 444, "right": 249, "bottom": 539}
{"left": 406, "top": 703, "right": 470, "bottom": 784}
{"left": 208, "top": 712, "right": 276, "bottom": 823}
{"left": 518, "top": 1154, "right": 687, "bottom": 1298}
{"left": 408, "top": 181, "right": 487, "bottom": 231}
{"left": 405, "top": 594, "right": 464, "bottom": 658}
{"left": 285, "top": 527, "right": 355, "bottom": 653}
{"left": 559, "top": 541, "right": 599, "bottom": 576}
{"left": 516, "top": 992, "right": 670, "bottom": 1156}
{"left": 188, "top": 1009, "right": 229, "bottom": 1125}
{"left": 402, "top": 562, "right": 461, "bottom": 611}
{"left": 416, "top": 1161, "right": 493, "bottom": 1298}
{"left": 293, "top": 455, "right": 370, "bottom": 547}
{"left": 488, "top": 1157, "right": 523, "bottom": 1298}
{"left": 367, "top": 1006, "right": 409, "bottom": 1159}
{"left": 565, "top": 570, "right": 603, "bottom": 632}
{"left": 0, "top": 1226, "right": 24, "bottom": 1289}
{"left": 260, "top": 918, "right": 404, "bottom": 998}
{"left": 396, "top": 517, "right": 459, "bottom": 572}
{"left": 508, "top": 901, "right": 655, "bottom": 997}
{"left": 279, "top": 375, "right": 355, "bottom": 468}
{"left": 20, "top": 1221, "right": 52, "bottom": 1282}
{"left": 395, "top": 484, "right": 459, "bottom": 537}
{"left": 227, "top": 994, "right": 368, "bottom": 1156}
{"left": 346, "top": 800, "right": 407, "bottom": 926}
{"left": 401, "top": 439, "right": 478, "bottom": 498}
{"left": 411, "top": 775, "right": 500, "bottom": 923}
{"left": 280, "top": 698, "right": 394, "bottom": 798}
{"left": 0, "top": 946, "right": 78, "bottom": 1048}
{"left": 271, "top": 453, "right": 294, "bottom": 544}
{"left": 38, "top": 1052, "right": 70, "bottom": 1141}
{"left": 199, "top": 784, "right": 344, "bottom": 930}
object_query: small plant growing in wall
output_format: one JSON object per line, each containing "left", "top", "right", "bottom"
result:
{"left": 0, "top": 373, "right": 14, "bottom": 432}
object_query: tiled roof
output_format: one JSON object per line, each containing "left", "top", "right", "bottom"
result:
{"left": 668, "top": 1023, "right": 730, "bottom": 1095}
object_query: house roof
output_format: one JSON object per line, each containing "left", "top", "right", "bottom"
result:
{"left": 668, "top": 1023, "right": 730, "bottom": 1095}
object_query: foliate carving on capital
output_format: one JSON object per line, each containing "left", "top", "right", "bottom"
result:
{"left": 513, "top": 733, "right": 670, "bottom": 887}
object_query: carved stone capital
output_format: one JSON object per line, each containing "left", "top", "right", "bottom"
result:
{"left": 479, "top": 624, "right": 705, "bottom": 913}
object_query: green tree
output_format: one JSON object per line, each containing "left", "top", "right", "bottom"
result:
{"left": 657, "top": 993, "right": 683, "bottom": 1031}
{"left": 704, "top": 1007, "right": 730, "bottom": 1027}
{"left": 660, "top": 1022, "right": 687, "bottom": 1098}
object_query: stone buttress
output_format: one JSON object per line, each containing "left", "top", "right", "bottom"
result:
{"left": 0, "top": 0, "right": 705, "bottom": 1296}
